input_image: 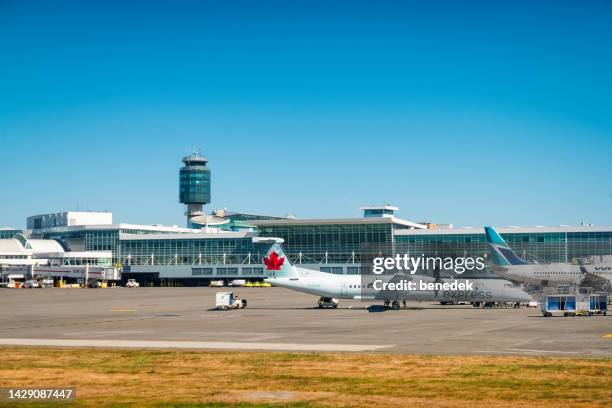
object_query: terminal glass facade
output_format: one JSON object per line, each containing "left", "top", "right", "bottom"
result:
{"left": 395, "top": 231, "right": 612, "bottom": 263}
{"left": 567, "top": 231, "right": 612, "bottom": 260}
{"left": 257, "top": 222, "right": 408, "bottom": 264}
{"left": 48, "top": 255, "right": 113, "bottom": 267}
{"left": 24, "top": 221, "right": 612, "bottom": 282}
{"left": 38, "top": 228, "right": 188, "bottom": 261}
{"left": 0, "top": 229, "right": 22, "bottom": 239}
{"left": 120, "top": 237, "right": 265, "bottom": 266}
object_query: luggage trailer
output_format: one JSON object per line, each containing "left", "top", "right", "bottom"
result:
{"left": 541, "top": 290, "right": 608, "bottom": 317}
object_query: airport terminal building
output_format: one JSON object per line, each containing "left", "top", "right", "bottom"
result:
{"left": 16, "top": 208, "right": 427, "bottom": 285}
{"left": 18, "top": 212, "right": 269, "bottom": 286}
{"left": 0, "top": 224, "right": 118, "bottom": 285}
{"left": 395, "top": 226, "right": 612, "bottom": 264}
{"left": 2, "top": 208, "right": 610, "bottom": 286}
{"left": 1, "top": 153, "right": 611, "bottom": 286}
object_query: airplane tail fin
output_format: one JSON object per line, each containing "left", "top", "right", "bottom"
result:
{"left": 484, "top": 226, "right": 528, "bottom": 266}
{"left": 258, "top": 240, "right": 299, "bottom": 279}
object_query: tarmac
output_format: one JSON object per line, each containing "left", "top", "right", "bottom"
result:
{"left": 0, "top": 287, "right": 610, "bottom": 357}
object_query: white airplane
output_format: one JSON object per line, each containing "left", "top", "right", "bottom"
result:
{"left": 485, "top": 226, "right": 612, "bottom": 288}
{"left": 256, "top": 238, "right": 532, "bottom": 309}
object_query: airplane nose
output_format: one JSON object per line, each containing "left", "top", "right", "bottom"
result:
{"left": 516, "top": 289, "right": 533, "bottom": 302}
{"left": 504, "top": 286, "right": 532, "bottom": 302}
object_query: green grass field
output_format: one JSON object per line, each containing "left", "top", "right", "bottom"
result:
{"left": 0, "top": 347, "right": 610, "bottom": 407}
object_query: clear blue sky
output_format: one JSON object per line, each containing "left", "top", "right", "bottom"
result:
{"left": 1, "top": 0, "right": 611, "bottom": 229}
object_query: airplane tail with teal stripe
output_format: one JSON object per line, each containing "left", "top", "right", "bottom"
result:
{"left": 485, "top": 226, "right": 529, "bottom": 266}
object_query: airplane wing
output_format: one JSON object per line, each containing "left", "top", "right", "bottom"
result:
{"left": 484, "top": 262, "right": 512, "bottom": 277}
{"left": 488, "top": 264, "right": 509, "bottom": 274}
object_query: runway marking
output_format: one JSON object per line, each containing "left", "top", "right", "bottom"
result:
{"left": 0, "top": 338, "right": 392, "bottom": 352}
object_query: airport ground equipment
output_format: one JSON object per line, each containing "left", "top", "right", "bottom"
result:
{"left": 22, "top": 280, "right": 40, "bottom": 288}
{"left": 541, "top": 287, "right": 607, "bottom": 317}
{"left": 215, "top": 292, "right": 247, "bottom": 310}
{"left": 125, "top": 279, "right": 140, "bottom": 288}
{"left": 209, "top": 280, "right": 224, "bottom": 287}
{"left": 588, "top": 292, "right": 608, "bottom": 315}
{"left": 318, "top": 297, "right": 339, "bottom": 308}
{"left": 41, "top": 279, "right": 54, "bottom": 288}
{"left": 243, "top": 281, "right": 272, "bottom": 287}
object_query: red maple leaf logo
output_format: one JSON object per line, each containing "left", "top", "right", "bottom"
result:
{"left": 263, "top": 251, "right": 285, "bottom": 271}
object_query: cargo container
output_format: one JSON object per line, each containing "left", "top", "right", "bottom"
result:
{"left": 541, "top": 289, "right": 607, "bottom": 317}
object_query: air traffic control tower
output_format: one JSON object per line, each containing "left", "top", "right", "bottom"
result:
{"left": 179, "top": 152, "right": 211, "bottom": 223}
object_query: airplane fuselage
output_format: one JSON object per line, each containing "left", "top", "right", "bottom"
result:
{"left": 265, "top": 266, "right": 532, "bottom": 303}
{"left": 498, "top": 263, "right": 612, "bottom": 286}
{"left": 485, "top": 226, "right": 612, "bottom": 288}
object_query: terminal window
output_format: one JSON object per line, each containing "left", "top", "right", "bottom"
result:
{"left": 217, "top": 267, "right": 238, "bottom": 276}
{"left": 242, "top": 267, "right": 264, "bottom": 275}
{"left": 192, "top": 268, "right": 213, "bottom": 276}
{"left": 347, "top": 266, "right": 360, "bottom": 275}
{"left": 320, "top": 266, "right": 343, "bottom": 274}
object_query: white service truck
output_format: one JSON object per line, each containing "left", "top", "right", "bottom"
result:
{"left": 215, "top": 292, "right": 247, "bottom": 310}
{"left": 125, "top": 279, "right": 140, "bottom": 288}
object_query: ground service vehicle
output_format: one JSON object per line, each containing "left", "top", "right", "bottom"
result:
{"left": 125, "top": 279, "right": 140, "bottom": 288}
{"left": 541, "top": 289, "right": 607, "bottom": 317}
{"left": 215, "top": 292, "right": 247, "bottom": 310}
